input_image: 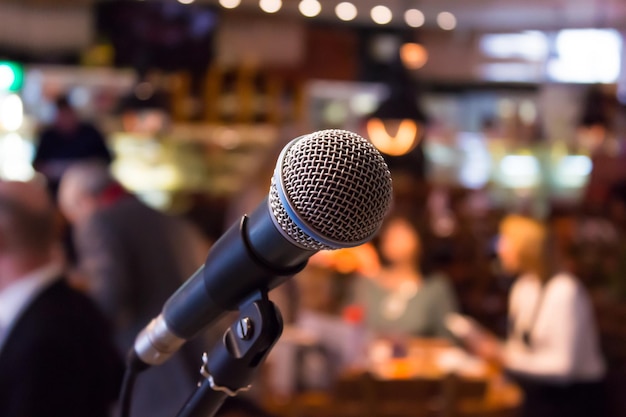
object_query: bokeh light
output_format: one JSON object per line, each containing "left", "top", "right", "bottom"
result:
{"left": 404, "top": 9, "right": 425, "bottom": 28}
{"left": 260, "top": 0, "right": 282, "bottom": 14}
{"left": 299, "top": 0, "right": 321, "bottom": 18}
{"left": 335, "top": 2, "right": 357, "bottom": 21}
{"left": 371, "top": 5, "right": 392, "bottom": 25}
{"left": 437, "top": 11, "right": 457, "bottom": 30}
{"left": 219, "top": 0, "right": 241, "bottom": 9}
{"left": 400, "top": 43, "right": 429, "bottom": 70}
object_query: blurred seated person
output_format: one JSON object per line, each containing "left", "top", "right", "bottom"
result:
{"left": 58, "top": 161, "right": 211, "bottom": 417}
{"left": 0, "top": 179, "right": 123, "bottom": 417}
{"left": 461, "top": 214, "right": 606, "bottom": 417}
{"left": 34, "top": 95, "right": 113, "bottom": 199}
{"left": 347, "top": 214, "right": 459, "bottom": 339}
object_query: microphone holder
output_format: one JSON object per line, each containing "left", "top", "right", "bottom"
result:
{"left": 175, "top": 290, "right": 283, "bottom": 417}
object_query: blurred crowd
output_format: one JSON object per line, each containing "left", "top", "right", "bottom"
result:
{"left": 2, "top": 96, "right": 626, "bottom": 417}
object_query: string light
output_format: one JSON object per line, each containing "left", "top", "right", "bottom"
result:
{"left": 218, "top": 1, "right": 457, "bottom": 29}
{"left": 437, "top": 11, "right": 457, "bottom": 30}
{"left": 299, "top": 0, "right": 321, "bottom": 18}
{"left": 404, "top": 9, "right": 425, "bottom": 28}
{"left": 371, "top": 5, "right": 392, "bottom": 25}
{"left": 219, "top": 0, "right": 241, "bottom": 9}
{"left": 335, "top": 2, "right": 357, "bottom": 21}
{"left": 259, "top": 0, "right": 282, "bottom": 14}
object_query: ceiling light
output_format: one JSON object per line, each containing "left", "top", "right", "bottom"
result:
{"left": 299, "top": 0, "right": 321, "bottom": 17}
{"left": 178, "top": 0, "right": 195, "bottom": 4}
{"left": 260, "top": 0, "right": 282, "bottom": 13}
{"left": 219, "top": 0, "right": 241, "bottom": 9}
{"left": 368, "top": 118, "right": 421, "bottom": 156}
{"left": 404, "top": 9, "right": 425, "bottom": 28}
{"left": 371, "top": 5, "right": 392, "bottom": 25}
{"left": 335, "top": 2, "right": 357, "bottom": 21}
{"left": 437, "top": 11, "right": 457, "bottom": 30}
{"left": 366, "top": 62, "right": 428, "bottom": 159}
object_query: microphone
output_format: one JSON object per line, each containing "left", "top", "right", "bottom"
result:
{"left": 133, "top": 129, "right": 393, "bottom": 366}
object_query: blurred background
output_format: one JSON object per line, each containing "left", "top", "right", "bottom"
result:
{"left": 2, "top": 1, "right": 626, "bottom": 416}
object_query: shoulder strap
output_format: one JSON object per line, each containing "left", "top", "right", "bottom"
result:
{"left": 521, "top": 279, "right": 549, "bottom": 348}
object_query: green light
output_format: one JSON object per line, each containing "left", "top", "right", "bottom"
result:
{"left": 0, "top": 61, "right": 24, "bottom": 92}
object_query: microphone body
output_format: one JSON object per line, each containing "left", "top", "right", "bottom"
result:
{"left": 134, "top": 129, "right": 393, "bottom": 366}
{"left": 167, "top": 198, "right": 313, "bottom": 341}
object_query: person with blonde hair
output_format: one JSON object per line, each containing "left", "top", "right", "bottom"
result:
{"left": 467, "top": 214, "right": 606, "bottom": 417}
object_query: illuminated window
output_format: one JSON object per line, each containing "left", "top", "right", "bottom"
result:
{"left": 480, "top": 32, "right": 548, "bottom": 61}
{"left": 547, "top": 29, "right": 622, "bottom": 83}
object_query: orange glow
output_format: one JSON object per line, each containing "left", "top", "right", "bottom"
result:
{"left": 367, "top": 118, "right": 420, "bottom": 156}
{"left": 400, "top": 43, "right": 428, "bottom": 70}
{"left": 309, "top": 243, "right": 381, "bottom": 276}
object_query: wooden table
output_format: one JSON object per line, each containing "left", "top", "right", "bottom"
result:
{"left": 266, "top": 338, "right": 522, "bottom": 417}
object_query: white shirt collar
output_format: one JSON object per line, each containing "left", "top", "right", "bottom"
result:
{"left": 0, "top": 262, "right": 64, "bottom": 331}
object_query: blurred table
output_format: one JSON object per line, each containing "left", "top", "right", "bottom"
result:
{"left": 357, "top": 338, "right": 521, "bottom": 416}
{"left": 265, "top": 330, "right": 522, "bottom": 417}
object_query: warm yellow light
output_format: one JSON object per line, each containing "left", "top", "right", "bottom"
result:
{"left": 219, "top": 0, "right": 241, "bottom": 9}
{"left": 404, "top": 9, "right": 425, "bottom": 28}
{"left": 335, "top": 2, "right": 357, "bottom": 21}
{"left": 367, "top": 118, "right": 420, "bottom": 156}
{"left": 437, "top": 11, "right": 457, "bottom": 30}
{"left": 400, "top": 43, "right": 428, "bottom": 70}
{"left": 260, "top": 0, "right": 282, "bottom": 13}
{"left": 299, "top": 0, "right": 321, "bottom": 17}
{"left": 371, "top": 5, "right": 392, "bottom": 25}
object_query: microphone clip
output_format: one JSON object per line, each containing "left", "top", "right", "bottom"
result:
{"left": 175, "top": 290, "right": 284, "bottom": 417}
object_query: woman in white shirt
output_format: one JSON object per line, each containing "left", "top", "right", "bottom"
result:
{"left": 473, "top": 214, "right": 606, "bottom": 417}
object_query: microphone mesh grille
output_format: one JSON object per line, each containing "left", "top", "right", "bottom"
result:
{"left": 270, "top": 129, "right": 393, "bottom": 250}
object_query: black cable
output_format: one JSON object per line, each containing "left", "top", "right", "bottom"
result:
{"left": 117, "top": 350, "right": 149, "bottom": 417}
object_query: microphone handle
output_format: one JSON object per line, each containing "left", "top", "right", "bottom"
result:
{"left": 164, "top": 197, "right": 312, "bottom": 339}
{"left": 134, "top": 198, "right": 313, "bottom": 366}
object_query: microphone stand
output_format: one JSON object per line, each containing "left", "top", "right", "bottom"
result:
{"left": 175, "top": 290, "right": 283, "bottom": 417}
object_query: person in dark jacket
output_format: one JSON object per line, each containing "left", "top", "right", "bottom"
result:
{"left": 33, "top": 95, "right": 113, "bottom": 200}
{"left": 59, "top": 161, "right": 213, "bottom": 417}
{"left": 0, "top": 179, "right": 123, "bottom": 417}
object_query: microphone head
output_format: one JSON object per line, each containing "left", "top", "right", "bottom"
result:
{"left": 270, "top": 129, "right": 393, "bottom": 250}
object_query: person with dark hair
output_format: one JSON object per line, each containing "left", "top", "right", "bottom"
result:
{"left": 348, "top": 215, "right": 458, "bottom": 339}
{"left": 33, "top": 95, "right": 113, "bottom": 199}
{"left": 0, "top": 179, "right": 123, "bottom": 417}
